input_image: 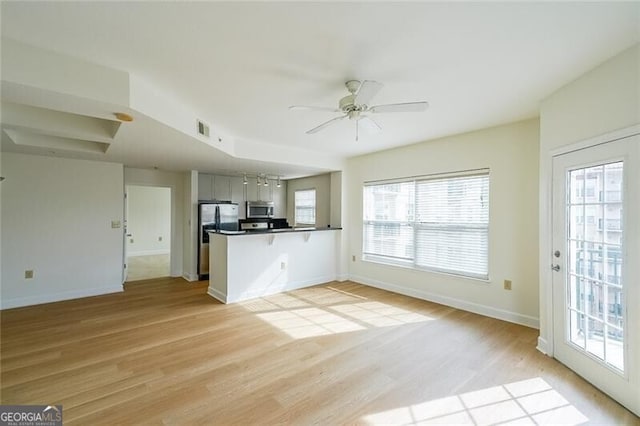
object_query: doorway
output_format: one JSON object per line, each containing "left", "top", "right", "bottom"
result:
{"left": 551, "top": 134, "right": 639, "bottom": 415}
{"left": 125, "top": 185, "right": 172, "bottom": 282}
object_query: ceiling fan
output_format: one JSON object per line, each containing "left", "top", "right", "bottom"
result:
{"left": 289, "top": 80, "right": 428, "bottom": 141}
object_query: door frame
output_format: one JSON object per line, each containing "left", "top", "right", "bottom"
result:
{"left": 538, "top": 123, "right": 640, "bottom": 357}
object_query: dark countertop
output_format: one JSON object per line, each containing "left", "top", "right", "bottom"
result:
{"left": 208, "top": 227, "right": 341, "bottom": 236}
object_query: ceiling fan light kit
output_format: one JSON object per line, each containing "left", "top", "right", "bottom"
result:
{"left": 290, "top": 80, "right": 428, "bottom": 141}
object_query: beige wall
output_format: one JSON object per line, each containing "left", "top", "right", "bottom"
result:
{"left": 346, "top": 119, "right": 540, "bottom": 326}
{"left": 1, "top": 153, "right": 124, "bottom": 308}
{"left": 537, "top": 43, "right": 639, "bottom": 353}
{"left": 286, "top": 173, "right": 332, "bottom": 227}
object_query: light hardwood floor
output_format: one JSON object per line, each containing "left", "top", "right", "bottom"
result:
{"left": 1, "top": 279, "right": 638, "bottom": 425}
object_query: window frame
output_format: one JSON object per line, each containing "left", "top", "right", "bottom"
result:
{"left": 294, "top": 188, "right": 317, "bottom": 226}
{"left": 362, "top": 170, "right": 490, "bottom": 281}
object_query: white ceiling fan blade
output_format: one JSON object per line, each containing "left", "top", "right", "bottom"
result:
{"left": 289, "top": 105, "right": 340, "bottom": 113}
{"left": 358, "top": 116, "right": 382, "bottom": 134}
{"left": 306, "top": 115, "right": 347, "bottom": 134}
{"left": 354, "top": 80, "right": 383, "bottom": 106}
{"left": 370, "top": 101, "right": 429, "bottom": 113}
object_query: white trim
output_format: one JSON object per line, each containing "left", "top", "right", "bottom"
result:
{"left": 127, "top": 249, "right": 170, "bottom": 257}
{"left": 182, "top": 273, "right": 198, "bottom": 282}
{"left": 351, "top": 274, "right": 539, "bottom": 329}
{"left": 537, "top": 337, "right": 550, "bottom": 356}
{"left": 207, "top": 286, "right": 227, "bottom": 303}
{"left": 549, "top": 124, "right": 640, "bottom": 157}
{"left": 1, "top": 285, "right": 124, "bottom": 310}
{"left": 226, "top": 275, "right": 336, "bottom": 304}
{"left": 336, "top": 273, "right": 349, "bottom": 282}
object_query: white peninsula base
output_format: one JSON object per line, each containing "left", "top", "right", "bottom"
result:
{"left": 207, "top": 229, "right": 341, "bottom": 303}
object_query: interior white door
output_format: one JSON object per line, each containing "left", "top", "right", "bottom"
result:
{"left": 552, "top": 134, "right": 639, "bottom": 416}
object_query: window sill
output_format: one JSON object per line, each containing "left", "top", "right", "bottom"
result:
{"left": 362, "top": 255, "right": 491, "bottom": 284}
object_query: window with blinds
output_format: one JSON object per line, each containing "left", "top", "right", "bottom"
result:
{"left": 363, "top": 171, "right": 490, "bottom": 280}
{"left": 295, "top": 189, "right": 316, "bottom": 225}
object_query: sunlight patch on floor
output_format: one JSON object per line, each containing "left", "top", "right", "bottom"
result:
{"left": 362, "top": 377, "right": 588, "bottom": 425}
{"left": 250, "top": 287, "right": 434, "bottom": 339}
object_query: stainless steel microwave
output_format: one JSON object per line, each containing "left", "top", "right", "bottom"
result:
{"left": 246, "top": 201, "right": 274, "bottom": 218}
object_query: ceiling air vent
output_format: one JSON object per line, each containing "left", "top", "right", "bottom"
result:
{"left": 197, "top": 119, "right": 210, "bottom": 138}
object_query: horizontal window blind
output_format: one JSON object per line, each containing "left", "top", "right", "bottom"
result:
{"left": 363, "top": 172, "right": 489, "bottom": 279}
{"left": 295, "top": 189, "right": 316, "bottom": 225}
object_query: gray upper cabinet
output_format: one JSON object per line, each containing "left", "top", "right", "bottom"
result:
{"left": 198, "top": 174, "right": 213, "bottom": 200}
{"left": 198, "top": 173, "right": 286, "bottom": 219}
{"left": 230, "top": 176, "right": 246, "bottom": 218}
{"left": 246, "top": 178, "right": 258, "bottom": 202}
{"left": 214, "top": 175, "right": 231, "bottom": 201}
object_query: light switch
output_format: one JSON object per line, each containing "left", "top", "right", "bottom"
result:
{"left": 111, "top": 220, "right": 121, "bottom": 229}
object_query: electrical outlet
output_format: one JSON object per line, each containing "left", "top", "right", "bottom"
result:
{"left": 352, "top": 255, "right": 356, "bottom": 262}
{"left": 130, "top": 238, "right": 134, "bottom": 244}
{"left": 504, "top": 279, "right": 512, "bottom": 290}
{"left": 25, "top": 270, "right": 34, "bottom": 279}
{"left": 158, "top": 236, "right": 163, "bottom": 242}
{"left": 281, "top": 262, "right": 286, "bottom": 270}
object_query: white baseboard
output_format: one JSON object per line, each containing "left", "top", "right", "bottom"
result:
{"left": 127, "top": 249, "right": 170, "bottom": 257}
{"left": 182, "top": 273, "right": 198, "bottom": 282}
{"left": 336, "top": 274, "right": 349, "bottom": 282}
{"left": 1, "top": 285, "right": 124, "bottom": 310}
{"left": 350, "top": 274, "right": 540, "bottom": 329}
{"left": 536, "top": 337, "right": 551, "bottom": 356}
{"left": 207, "top": 286, "right": 227, "bottom": 303}
{"left": 211, "top": 274, "right": 337, "bottom": 304}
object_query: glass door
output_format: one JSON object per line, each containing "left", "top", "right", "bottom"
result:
{"left": 552, "top": 135, "right": 639, "bottom": 416}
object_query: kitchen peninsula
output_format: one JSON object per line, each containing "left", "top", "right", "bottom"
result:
{"left": 207, "top": 228, "right": 341, "bottom": 303}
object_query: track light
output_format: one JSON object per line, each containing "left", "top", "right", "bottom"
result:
{"left": 264, "top": 175, "right": 269, "bottom": 186}
{"left": 243, "top": 174, "right": 248, "bottom": 185}
{"left": 277, "top": 176, "right": 281, "bottom": 188}
{"left": 257, "top": 175, "right": 261, "bottom": 186}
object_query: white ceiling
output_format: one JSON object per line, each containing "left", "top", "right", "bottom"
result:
{"left": 1, "top": 2, "right": 639, "bottom": 177}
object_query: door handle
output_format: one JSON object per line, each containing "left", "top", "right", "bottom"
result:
{"left": 551, "top": 264, "right": 560, "bottom": 272}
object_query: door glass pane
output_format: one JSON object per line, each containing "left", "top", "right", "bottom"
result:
{"left": 569, "top": 205, "right": 584, "bottom": 240}
{"left": 584, "top": 204, "right": 603, "bottom": 243}
{"left": 568, "top": 239, "right": 583, "bottom": 276}
{"left": 583, "top": 241, "right": 602, "bottom": 280}
{"left": 570, "top": 168, "right": 584, "bottom": 204}
{"left": 606, "top": 285, "right": 623, "bottom": 329}
{"left": 569, "top": 309, "right": 585, "bottom": 349}
{"left": 586, "top": 280, "right": 603, "bottom": 321}
{"left": 604, "top": 244, "right": 623, "bottom": 285}
{"left": 606, "top": 324, "right": 624, "bottom": 371}
{"left": 586, "top": 318, "right": 605, "bottom": 360}
{"left": 568, "top": 275, "right": 584, "bottom": 311}
{"left": 566, "top": 162, "right": 624, "bottom": 372}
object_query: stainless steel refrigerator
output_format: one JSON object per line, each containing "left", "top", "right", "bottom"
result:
{"left": 198, "top": 202, "right": 239, "bottom": 279}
